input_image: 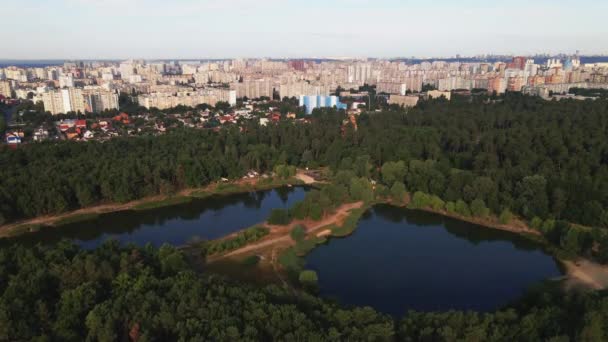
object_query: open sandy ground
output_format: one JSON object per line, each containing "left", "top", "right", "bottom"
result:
{"left": 562, "top": 259, "right": 608, "bottom": 290}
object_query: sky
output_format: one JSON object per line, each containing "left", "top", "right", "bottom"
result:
{"left": 2, "top": 0, "right": 608, "bottom": 59}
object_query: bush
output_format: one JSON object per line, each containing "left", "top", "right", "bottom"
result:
{"left": 445, "top": 201, "right": 456, "bottom": 213}
{"left": 454, "top": 200, "right": 471, "bottom": 217}
{"left": 499, "top": 208, "right": 513, "bottom": 224}
{"left": 290, "top": 225, "right": 306, "bottom": 242}
{"left": 429, "top": 195, "right": 445, "bottom": 211}
{"left": 268, "top": 208, "right": 291, "bottom": 225}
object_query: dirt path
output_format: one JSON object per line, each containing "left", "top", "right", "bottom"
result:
{"left": 213, "top": 202, "right": 363, "bottom": 260}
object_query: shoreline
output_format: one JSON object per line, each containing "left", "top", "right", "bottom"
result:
{"left": 206, "top": 199, "right": 608, "bottom": 292}
{"left": 4, "top": 174, "right": 608, "bottom": 292}
{"left": 0, "top": 175, "right": 310, "bottom": 238}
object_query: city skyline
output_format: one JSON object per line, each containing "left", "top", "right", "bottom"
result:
{"left": 2, "top": 0, "right": 608, "bottom": 59}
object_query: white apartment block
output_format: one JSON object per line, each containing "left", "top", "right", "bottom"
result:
{"left": 42, "top": 88, "right": 119, "bottom": 115}
{"left": 138, "top": 89, "right": 236, "bottom": 110}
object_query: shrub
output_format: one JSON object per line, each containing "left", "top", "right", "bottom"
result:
{"left": 445, "top": 201, "right": 456, "bottom": 213}
{"left": 499, "top": 208, "right": 513, "bottom": 224}
{"left": 454, "top": 200, "right": 471, "bottom": 217}
{"left": 429, "top": 195, "right": 445, "bottom": 211}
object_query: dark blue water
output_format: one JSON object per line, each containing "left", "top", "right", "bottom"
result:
{"left": 305, "top": 204, "right": 562, "bottom": 316}
{"left": 7, "top": 186, "right": 308, "bottom": 248}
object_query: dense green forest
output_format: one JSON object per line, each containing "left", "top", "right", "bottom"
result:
{"left": 2, "top": 93, "right": 608, "bottom": 230}
{"left": 0, "top": 242, "right": 607, "bottom": 341}
{"left": 3, "top": 94, "right": 608, "bottom": 340}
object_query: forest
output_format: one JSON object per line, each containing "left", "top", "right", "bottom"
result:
{"left": 0, "top": 241, "right": 607, "bottom": 341}
{"left": 2, "top": 93, "right": 608, "bottom": 231}
{"left": 2, "top": 94, "right": 608, "bottom": 339}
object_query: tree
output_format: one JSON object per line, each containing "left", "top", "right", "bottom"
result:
{"left": 561, "top": 228, "right": 582, "bottom": 254}
{"left": 268, "top": 208, "right": 291, "bottom": 225}
{"left": 390, "top": 182, "right": 406, "bottom": 203}
{"left": 349, "top": 178, "right": 373, "bottom": 203}
{"left": 214, "top": 101, "right": 231, "bottom": 112}
{"left": 290, "top": 225, "right": 306, "bottom": 242}
{"left": 409, "top": 191, "right": 431, "bottom": 209}
{"left": 551, "top": 188, "right": 567, "bottom": 219}
{"left": 516, "top": 175, "right": 549, "bottom": 219}
{"left": 470, "top": 199, "right": 490, "bottom": 218}
{"left": 381, "top": 161, "right": 406, "bottom": 186}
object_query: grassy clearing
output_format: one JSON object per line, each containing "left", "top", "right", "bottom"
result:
{"left": 133, "top": 196, "right": 192, "bottom": 211}
{"left": 53, "top": 213, "right": 100, "bottom": 226}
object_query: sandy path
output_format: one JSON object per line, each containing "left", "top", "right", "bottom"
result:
{"left": 214, "top": 202, "right": 363, "bottom": 260}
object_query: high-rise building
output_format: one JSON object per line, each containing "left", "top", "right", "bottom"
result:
{"left": 233, "top": 79, "right": 273, "bottom": 99}
{"left": 0, "top": 81, "right": 12, "bottom": 98}
{"left": 42, "top": 88, "right": 118, "bottom": 114}
{"left": 59, "top": 75, "right": 74, "bottom": 88}
{"left": 508, "top": 56, "right": 527, "bottom": 70}
{"left": 288, "top": 60, "right": 306, "bottom": 72}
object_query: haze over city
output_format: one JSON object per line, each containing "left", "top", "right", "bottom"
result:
{"left": 3, "top": 0, "right": 608, "bottom": 59}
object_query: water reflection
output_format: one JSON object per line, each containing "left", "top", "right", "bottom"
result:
{"left": 305, "top": 204, "right": 562, "bottom": 316}
{"left": 4, "top": 186, "right": 308, "bottom": 248}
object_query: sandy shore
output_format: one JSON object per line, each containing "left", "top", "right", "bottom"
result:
{"left": 562, "top": 259, "right": 608, "bottom": 290}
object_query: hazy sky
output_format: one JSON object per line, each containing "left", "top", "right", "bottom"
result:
{"left": 2, "top": 0, "right": 608, "bottom": 59}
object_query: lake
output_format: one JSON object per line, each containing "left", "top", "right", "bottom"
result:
{"left": 304, "top": 204, "right": 562, "bottom": 316}
{"left": 6, "top": 186, "right": 309, "bottom": 248}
